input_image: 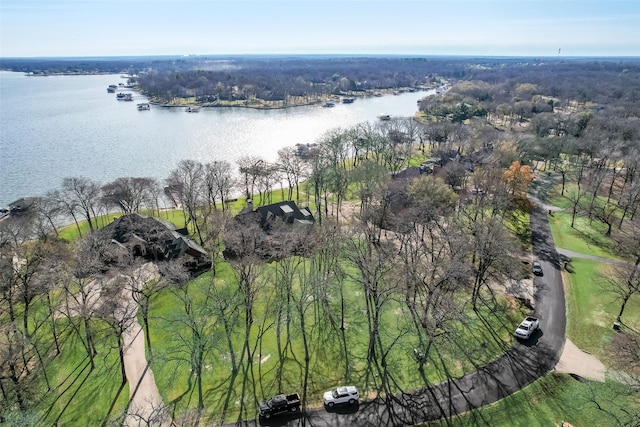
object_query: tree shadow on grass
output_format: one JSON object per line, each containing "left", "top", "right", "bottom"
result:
{"left": 42, "top": 359, "right": 91, "bottom": 423}
{"left": 49, "top": 361, "right": 93, "bottom": 426}
{"left": 571, "top": 225, "right": 616, "bottom": 254}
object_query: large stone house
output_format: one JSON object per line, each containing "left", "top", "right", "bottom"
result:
{"left": 100, "top": 214, "right": 211, "bottom": 275}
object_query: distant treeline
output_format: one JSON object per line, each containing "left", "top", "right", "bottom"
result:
{"left": 3, "top": 55, "right": 639, "bottom": 105}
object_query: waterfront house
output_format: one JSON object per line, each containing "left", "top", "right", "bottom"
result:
{"left": 100, "top": 214, "right": 211, "bottom": 275}
{"left": 224, "top": 200, "right": 316, "bottom": 261}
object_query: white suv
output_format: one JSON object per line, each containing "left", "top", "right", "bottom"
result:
{"left": 323, "top": 386, "right": 359, "bottom": 407}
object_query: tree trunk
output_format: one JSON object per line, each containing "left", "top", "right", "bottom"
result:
{"left": 47, "top": 293, "right": 61, "bottom": 355}
{"left": 84, "top": 317, "right": 96, "bottom": 370}
{"left": 119, "top": 336, "right": 127, "bottom": 387}
{"left": 617, "top": 293, "right": 631, "bottom": 323}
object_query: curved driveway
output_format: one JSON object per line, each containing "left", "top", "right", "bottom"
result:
{"left": 228, "top": 204, "right": 566, "bottom": 427}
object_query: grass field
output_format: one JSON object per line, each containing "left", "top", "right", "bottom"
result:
{"left": 145, "top": 257, "right": 525, "bottom": 423}
{"left": 563, "top": 258, "right": 640, "bottom": 361}
{"left": 16, "top": 177, "right": 639, "bottom": 426}
{"left": 423, "top": 373, "right": 640, "bottom": 427}
{"left": 547, "top": 210, "right": 619, "bottom": 259}
{"left": 431, "top": 177, "right": 640, "bottom": 427}
{"left": 35, "top": 320, "right": 131, "bottom": 426}
{"left": 419, "top": 202, "right": 640, "bottom": 427}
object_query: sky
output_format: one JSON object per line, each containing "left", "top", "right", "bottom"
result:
{"left": 1, "top": 0, "right": 639, "bottom": 58}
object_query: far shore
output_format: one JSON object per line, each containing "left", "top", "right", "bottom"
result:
{"left": 140, "top": 86, "right": 435, "bottom": 110}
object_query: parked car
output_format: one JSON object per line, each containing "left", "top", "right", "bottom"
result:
{"left": 514, "top": 316, "right": 540, "bottom": 339}
{"left": 532, "top": 261, "right": 543, "bottom": 276}
{"left": 323, "top": 386, "right": 359, "bottom": 407}
{"left": 258, "top": 393, "right": 301, "bottom": 419}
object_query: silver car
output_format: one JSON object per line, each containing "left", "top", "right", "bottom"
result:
{"left": 532, "top": 261, "right": 543, "bottom": 276}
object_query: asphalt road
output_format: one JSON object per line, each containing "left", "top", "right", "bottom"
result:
{"left": 226, "top": 204, "right": 567, "bottom": 427}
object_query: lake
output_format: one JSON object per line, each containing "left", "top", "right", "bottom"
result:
{"left": 0, "top": 71, "right": 432, "bottom": 205}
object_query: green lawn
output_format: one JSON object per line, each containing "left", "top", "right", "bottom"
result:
{"left": 422, "top": 373, "right": 640, "bottom": 427}
{"left": 24, "top": 178, "right": 639, "bottom": 426}
{"left": 34, "top": 320, "right": 130, "bottom": 426}
{"left": 547, "top": 210, "right": 619, "bottom": 259}
{"left": 544, "top": 183, "right": 624, "bottom": 260}
{"left": 418, "top": 177, "right": 639, "bottom": 427}
{"left": 416, "top": 255, "right": 640, "bottom": 427}
{"left": 142, "top": 254, "right": 524, "bottom": 424}
{"left": 563, "top": 258, "right": 640, "bottom": 361}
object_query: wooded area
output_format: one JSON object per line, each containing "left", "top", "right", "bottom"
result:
{"left": 2, "top": 56, "right": 640, "bottom": 426}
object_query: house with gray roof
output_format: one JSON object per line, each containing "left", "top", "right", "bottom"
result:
{"left": 100, "top": 214, "right": 211, "bottom": 275}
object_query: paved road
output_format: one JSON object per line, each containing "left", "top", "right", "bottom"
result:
{"left": 224, "top": 204, "right": 566, "bottom": 427}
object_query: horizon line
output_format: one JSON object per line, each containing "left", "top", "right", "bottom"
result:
{"left": 3, "top": 53, "right": 640, "bottom": 60}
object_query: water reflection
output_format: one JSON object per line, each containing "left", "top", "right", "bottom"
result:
{"left": 0, "top": 72, "right": 432, "bottom": 204}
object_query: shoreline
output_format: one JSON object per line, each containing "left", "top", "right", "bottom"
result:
{"left": 145, "top": 86, "right": 434, "bottom": 110}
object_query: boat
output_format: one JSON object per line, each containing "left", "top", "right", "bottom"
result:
{"left": 323, "top": 101, "right": 335, "bottom": 108}
{"left": 123, "top": 93, "right": 133, "bottom": 101}
{"left": 107, "top": 84, "right": 117, "bottom": 93}
{"left": 137, "top": 103, "right": 150, "bottom": 111}
{"left": 378, "top": 114, "right": 391, "bottom": 121}
{"left": 342, "top": 97, "right": 355, "bottom": 104}
{"left": 116, "top": 92, "right": 127, "bottom": 100}
{"left": 185, "top": 106, "right": 201, "bottom": 112}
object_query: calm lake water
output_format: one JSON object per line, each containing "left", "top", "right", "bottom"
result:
{"left": 0, "top": 71, "right": 432, "bottom": 205}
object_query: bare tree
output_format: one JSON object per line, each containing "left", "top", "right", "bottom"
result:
{"left": 96, "top": 275, "right": 138, "bottom": 388}
{"left": 237, "top": 156, "right": 267, "bottom": 202}
{"left": 276, "top": 146, "right": 308, "bottom": 202}
{"left": 604, "top": 220, "right": 640, "bottom": 323}
{"left": 463, "top": 214, "right": 520, "bottom": 310}
{"left": 305, "top": 145, "right": 333, "bottom": 224}
{"left": 344, "top": 223, "right": 398, "bottom": 386}
{"left": 352, "top": 160, "right": 391, "bottom": 215}
{"left": 60, "top": 232, "right": 124, "bottom": 370}
{"left": 203, "top": 160, "right": 235, "bottom": 211}
{"left": 618, "top": 179, "right": 640, "bottom": 229}
{"left": 566, "top": 156, "right": 589, "bottom": 228}
{"left": 0, "top": 323, "right": 32, "bottom": 411}
{"left": 166, "top": 280, "right": 215, "bottom": 420}
{"left": 206, "top": 278, "right": 243, "bottom": 424}
{"left": 30, "top": 196, "right": 63, "bottom": 239}
{"left": 168, "top": 160, "right": 205, "bottom": 244}
{"left": 604, "top": 263, "right": 640, "bottom": 325}
{"left": 61, "top": 176, "right": 102, "bottom": 232}
{"left": 101, "top": 177, "right": 157, "bottom": 214}
{"left": 47, "top": 188, "right": 84, "bottom": 236}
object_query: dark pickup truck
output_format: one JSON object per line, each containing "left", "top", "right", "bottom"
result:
{"left": 258, "top": 393, "right": 301, "bottom": 419}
